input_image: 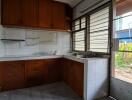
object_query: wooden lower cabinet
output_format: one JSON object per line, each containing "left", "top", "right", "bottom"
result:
{"left": 25, "top": 59, "right": 62, "bottom": 87}
{"left": 62, "top": 59, "right": 84, "bottom": 97}
{"left": 0, "top": 61, "right": 25, "bottom": 91}
{"left": 0, "top": 59, "right": 62, "bottom": 91}
{"left": 45, "top": 59, "right": 62, "bottom": 83}
{"left": 0, "top": 58, "right": 84, "bottom": 97}
{"left": 25, "top": 60, "right": 47, "bottom": 87}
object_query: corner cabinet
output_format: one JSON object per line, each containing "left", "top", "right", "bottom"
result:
{"left": 62, "top": 59, "right": 84, "bottom": 97}
{"left": 1, "top": 0, "right": 72, "bottom": 31}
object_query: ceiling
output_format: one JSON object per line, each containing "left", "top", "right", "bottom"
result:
{"left": 53, "top": 0, "right": 82, "bottom": 7}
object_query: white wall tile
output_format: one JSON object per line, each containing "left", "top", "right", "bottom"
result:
{"left": 0, "top": 27, "right": 70, "bottom": 56}
{"left": 3, "top": 28, "right": 26, "bottom": 40}
{"left": 0, "top": 25, "right": 5, "bottom": 57}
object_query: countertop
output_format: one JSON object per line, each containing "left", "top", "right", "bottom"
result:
{"left": 0, "top": 55, "right": 85, "bottom": 63}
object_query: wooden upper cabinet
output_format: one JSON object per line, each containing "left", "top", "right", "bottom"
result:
{"left": 1, "top": 0, "right": 71, "bottom": 31}
{"left": 38, "top": 0, "right": 52, "bottom": 28}
{"left": 1, "top": 0, "right": 21, "bottom": 26}
{"left": 52, "top": 2, "right": 67, "bottom": 30}
{"left": 21, "top": 0, "right": 38, "bottom": 27}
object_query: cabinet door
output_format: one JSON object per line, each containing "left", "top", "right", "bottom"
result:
{"left": 45, "top": 59, "right": 62, "bottom": 83}
{"left": 25, "top": 60, "right": 48, "bottom": 86}
{"left": 52, "top": 2, "right": 67, "bottom": 30}
{"left": 62, "top": 59, "right": 84, "bottom": 97}
{"left": 38, "top": 0, "right": 52, "bottom": 28}
{"left": 1, "top": 0, "right": 21, "bottom": 26}
{"left": 72, "top": 60, "right": 84, "bottom": 97}
{"left": 0, "top": 61, "right": 25, "bottom": 91}
{"left": 21, "top": 0, "right": 38, "bottom": 27}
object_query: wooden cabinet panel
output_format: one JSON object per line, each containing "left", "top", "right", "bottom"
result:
{"left": 62, "top": 59, "right": 84, "bottom": 97}
{"left": 25, "top": 59, "right": 61, "bottom": 86}
{"left": 38, "top": 0, "right": 52, "bottom": 28}
{"left": 0, "top": 61, "right": 25, "bottom": 91}
{"left": 21, "top": 0, "right": 38, "bottom": 27}
{"left": 25, "top": 60, "right": 48, "bottom": 86}
{"left": 52, "top": 2, "right": 67, "bottom": 30}
{"left": 1, "top": 0, "right": 21, "bottom": 26}
{"left": 1, "top": 0, "right": 71, "bottom": 31}
{"left": 45, "top": 59, "right": 62, "bottom": 83}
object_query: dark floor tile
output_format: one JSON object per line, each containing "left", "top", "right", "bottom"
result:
{"left": 0, "top": 82, "right": 83, "bottom": 100}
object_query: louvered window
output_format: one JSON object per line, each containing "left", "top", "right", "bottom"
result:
{"left": 72, "top": 17, "right": 86, "bottom": 51}
{"left": 72, "top": 4, "right": 110, "bottom": 53}
{"left": 90, "top": 7, "right": 110, "bottom": 53}
{"left": 73, "top": 30, "right": 85, "bottom": 51}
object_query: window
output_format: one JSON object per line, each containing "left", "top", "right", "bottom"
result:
{"left": 72, "top": 17, "right": 87, "bottom": 51}
{"left": 73, "top": 30, "right": 85, "bottom": 51}
{"left": 72, "top": 4, "right": 110, "bottom": 53}
{"left": 90, "top": 7, "right": 110, "bottom": 53}
{"left": 114, "top": 11, "right": 132, "bottom": 83}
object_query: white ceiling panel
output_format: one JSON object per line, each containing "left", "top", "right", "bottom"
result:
{"left": 54, "top": 0, "right": 82, "bottom": 7}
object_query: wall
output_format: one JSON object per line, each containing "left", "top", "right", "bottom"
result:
{"left": 0, "top": 26, "right": 4, "bottom": 57}
{"left": 84, "top": 58, "right": 108, "bottom": 100}
{"left": 110, "top": 78, "right": 132, "bottom": 100}
{"left": 73, "top": 0, "right": 110, "bottom": 19}
{"left": 0, "top": 28, "right": 70, "bottom": 57}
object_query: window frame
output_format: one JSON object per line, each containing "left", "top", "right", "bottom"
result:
{"left": 72, "top": 15, "right": 87, "bottom": 52}
{"left": 72, "top": 2, "right": 112, "bottom": 55}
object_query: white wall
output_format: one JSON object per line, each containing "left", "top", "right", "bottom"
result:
{"left": 0, "top": 28, "right": 70, "bottom": 57}
{"left": 84, "top": 58, "right": 108, "bottom": 100}
{"left": 110, "top": 78, "right": 132, "bottom": 100}
{"left": 73, "top": 0, "right": 110, "bottom": 19}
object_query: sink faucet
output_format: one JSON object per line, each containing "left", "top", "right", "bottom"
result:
{"left": 53, "top": 50, "right": 57, "bottom": 55}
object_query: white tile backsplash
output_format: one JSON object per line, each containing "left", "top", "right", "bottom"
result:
{"left": 2, "top": 28, "right": 26, "bottom": 40}
{"left": 0, "top": 27, "right": 70, "bottom": 56}
{"left": 0, "top": 25, "right": 5, "bottom": 57}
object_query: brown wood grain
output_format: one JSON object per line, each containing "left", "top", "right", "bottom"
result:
{"left": 1, "top": 0, "right": 71, "bottom": 31}
{"left": 0, "top": 61, "right": 25, "bottom": 91}
{"left": 1, "top": 0, "right": 22, "bottom": 26}
{"left": 38, "top": 0, "right": 52, "bottom": 28}
{"left": 0, "top": 58, "right": 83, "bottom": 97}
{"left": 21, "top": 0, "right": 38, "bottom": 27}
{"left": 62, "top": 59, "right": 84, "bottom": 97}
{"left": 52, "top": 2, "right": 66, "bottom": 30}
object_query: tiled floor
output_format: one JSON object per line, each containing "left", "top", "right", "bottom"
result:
{"left": 0, "top": 82, "right": 83, "bottom": 100}
{"left": 96, "top": 97, "right": 115, "bottom": 100}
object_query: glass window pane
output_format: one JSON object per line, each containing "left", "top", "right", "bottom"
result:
{"left": 81, "top": 22, "right": 86, "bottom": 29}
{"left": 90, "top": 7, "right": 109, "bottom": 53}
{"left": 90, "top": 7, "right": 109, "bottom": 20}
{"left": 113, "top": 0, "right": 132, "bottom": 84}
{"left": 75, "top": 20, "right": 80, "bottom": 25}
{"left": 81, "top": 17, "right": 86, "bottom": 29}
{"left": 75, "top": 25, "right": 80, "bottom": 30}
{"left": 115, "top": 52, "right": 132, "bottom": 83}
{"left": 81, "top": 17, "right": 86, "bottom": 23}
{"left": 118, "top": 39, "right": 132, "bottom": 51}
{"left": 73, "top": 30, "right": 85, "bottom": 51}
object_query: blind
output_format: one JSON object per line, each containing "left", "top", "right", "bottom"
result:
{"left": 73, "top": 30, "right": 85, "bottom": 51}
{"left": 90, "top": 7, "right": 109, "bottom": 53}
